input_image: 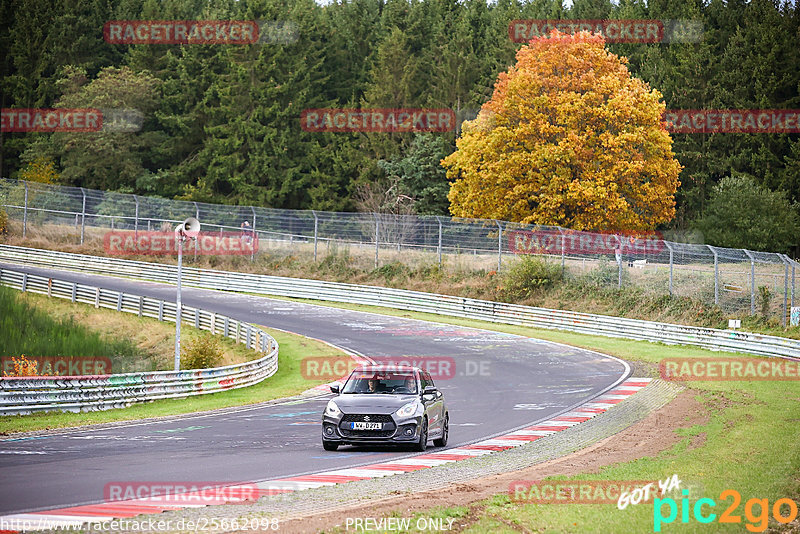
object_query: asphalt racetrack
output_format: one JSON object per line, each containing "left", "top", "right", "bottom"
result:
{"left": 0, "top": 263, "right": 630, "bottom": 515}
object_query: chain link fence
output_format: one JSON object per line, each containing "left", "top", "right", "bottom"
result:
{"left": 1, "top": 178, "right": 797, "bottom": 325}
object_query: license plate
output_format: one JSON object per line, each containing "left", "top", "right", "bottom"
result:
{"left": 350, "top": 422, "right": 382, "bottom": 430}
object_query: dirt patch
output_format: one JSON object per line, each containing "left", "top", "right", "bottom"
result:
{"left": 274, "top": 390, "right": 707, "bottom": 533}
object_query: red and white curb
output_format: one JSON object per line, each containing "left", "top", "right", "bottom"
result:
{"left": 0, "top": 378, "right": 651, "bottom": 530}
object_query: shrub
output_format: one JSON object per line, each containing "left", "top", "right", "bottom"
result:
{"left": 500, "top": 256, "right": 563, "bottom": 300}
{"left": 181, "top": 333, "right": 224, "bottom": 369}
{"left": 0, "top": 209, "right": 8, "bottom": 236}
{"left": 758, "top": 285, "right": 772, "bottom": 317}
{"left": 3, "top": 355, "right": 43, "bottom": 377}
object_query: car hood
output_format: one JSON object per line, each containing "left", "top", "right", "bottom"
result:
{"left": 333, "top": 394, "right": 418, "bottom": 414}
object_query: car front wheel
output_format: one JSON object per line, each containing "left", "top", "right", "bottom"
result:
{"left": 433, "top": 414, "right": 448, "bottom": 447}
{"left": 413, "top": 418, "right": 428, "bottom": 452}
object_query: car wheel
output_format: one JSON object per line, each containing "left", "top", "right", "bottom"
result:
{"left": 433, "top": 414, "right": 448, "bottom": 447}
{"left": 322, "top": 440, "right": 339, "bottom": 451}
{"left": 413, "top": 418, "right": 428, "bottom": 452}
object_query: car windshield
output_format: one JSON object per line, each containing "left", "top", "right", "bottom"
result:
{"left": 341, "top": 371, "right": 417, "bottom": 394}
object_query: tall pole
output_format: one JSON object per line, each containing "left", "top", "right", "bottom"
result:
{"left": 707, "top": 245, "right": 719, "bottom": 306}
{"left": 80, "top": 187, "right": 86, "bottom": 245}
{"left": 436, "top": 216, "right": 443, "bottom": 268}
{"left": 175, "top": 235, "right": 183, "bottom": 371}
{"left": 744, "top": 250, "right": 755, "bottom": 315}
{"left": 495, "top": 220, "right": 502, "bottom": 272}
{"left": 312, "top": 210, "right": 318, "bottom": 262}
{"left": 22, "top": 182, "right": 28, "bottom": 238}
{"left": 664, "top": 241, "right": 674, "bottom": 297}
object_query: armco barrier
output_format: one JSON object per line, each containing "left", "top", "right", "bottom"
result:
{"left": 1, "top": 244, "right": 799, "bottom": 360}
{"left": 0, "top": 266, "right": 279, "bottom": 415}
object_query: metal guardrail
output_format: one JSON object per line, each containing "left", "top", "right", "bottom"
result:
{"left": 0, "top": 266, "right": 279, "bottom": 415}
{"left": 1, "top": 244, "right": 798, "bottom": 361}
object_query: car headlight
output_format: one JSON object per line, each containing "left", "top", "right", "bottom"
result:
{"left": 395, "top": 401, "right": 418, "bottom": 418}
{"left": 325, "top": 400, "right": 342, "bottom": 417}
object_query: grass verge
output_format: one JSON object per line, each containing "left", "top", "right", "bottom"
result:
{"left": 0, "top": 288, "right": 344, "bottom": 434}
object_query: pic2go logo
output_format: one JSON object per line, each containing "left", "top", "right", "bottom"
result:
{"left": 654, "top": 489, "right": 799, "bottom": 532}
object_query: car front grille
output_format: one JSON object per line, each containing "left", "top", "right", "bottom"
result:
{"left": 339, "top": 413, "right": 396, "bottom": 438}
{"left": 341, "top": 414, "right": 394, "bottom": 423}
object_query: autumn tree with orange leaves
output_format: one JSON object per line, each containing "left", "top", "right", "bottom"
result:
{"left": 443, "top": 31, "right": 681, "bottom": 232}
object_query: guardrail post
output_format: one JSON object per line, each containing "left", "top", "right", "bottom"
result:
{"left": 615, "top": 234, "right": 622, "bottom": 288}
{"left": 224, "top": 317, "right": 229, "bottom": 337}
{"left": 138, "top": 296, "right": 143, "bottom": 317}
{"left": 22, "top": 182, "right": 28, "bottom": 238}
{"left": 374, "top": 214, "right": 379, "bottom": 268}
{"left": 71, "top": 282, "right": 76, "bottom": 303}
{"left": 495, "top": 220, "right": 503, "bottom": 272}
{"left": 134, "top": 195, "right": 139, "bottom": 240}
{"left": 116, "top": 293, "right": 122, "bottom": 312}
{"left": 707, "top": 245, "right": 719, "bottom": 306}
{"left": 47, "top": 278, "right": 52, "bottom": 297}
{"left": 744, "top": 250, "right": 756, "bottom": 315}
{"left": 21, "top": 273, "right": 27, "bottom": 292}
{"left": 246, "top": 325, "right": 252, "bottom": 349}
{"left": 80, "top": 187, "right": 86, "bottom": 245}
{"left": 194, "top": 309, "right": 200, "bottom": 328}
{"left": 94, "top": 287, "right": 99, "bottom": 308}
{"left": 158, "top": 299, "right": 164, "bottom": 321}
{"left": 436, "top": 216, "right": 443, "bottom": 268}
{"left": 558, "top": 228, "right": 566, "bottom": 274}
{"left": 312, "top": 210, "right": 319, "bottom": 262}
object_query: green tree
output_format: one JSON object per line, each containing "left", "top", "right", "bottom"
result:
{"left": 693, "top": 173, "right": 800, "bottom": 253}
{"left": 378, "top": 134, "right": 452, "bottom": 215}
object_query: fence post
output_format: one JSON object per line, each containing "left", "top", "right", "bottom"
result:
{"left": 615, "top": 234, "right": 622, "bottom": 288}
{"left": 312, "top": 210, "right": 318, "bottom": 262}
{"left": 792, "top": 259, "right": 796, "bottom": 310}
{"left": 664, "top": 241, "right": 674, "bottom": 296}
{"left": 374, "top": 213, "right": 379, "bottom": 268}
{"left": 781, "top": 254, "right": 790, "bottom": 327}
{"left": 436, "top": 216, "right": 443, "bottom": 268}
{"left": 707, "top": 245, "right": 719, "bottom": 306}
{"left": 744, "top": 250, "right": 755, "bottom": 315}
{"left": 22, "top": 182, "right": 28, "bottom": 238}
{"left": 495, "top": 220, "right": 503, "bottom": 272}
{"left": 80, "top": 187, "right": 86, "bottom": 245}
{"left": 194, "top": 202, "right": 200, "bottom": 261}
{"left": 251, "top": 207, "right": 257, "bottom": 262}
{"left": 134, "top": 195, "right": 139, "bottom": 240}
{"left": 558, "top": 228, "right": 566, "bottom": 274}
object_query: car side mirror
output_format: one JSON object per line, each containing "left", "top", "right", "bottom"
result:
{"left": 422, "top": 386, "right": 437, "bottom": 399}
{"left": 330, "top": 383, "right": 340, "bottom": 394}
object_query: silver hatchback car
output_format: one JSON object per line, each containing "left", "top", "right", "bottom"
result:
{"left": 321, "top": 365, "right": 449, "bottom": 451}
